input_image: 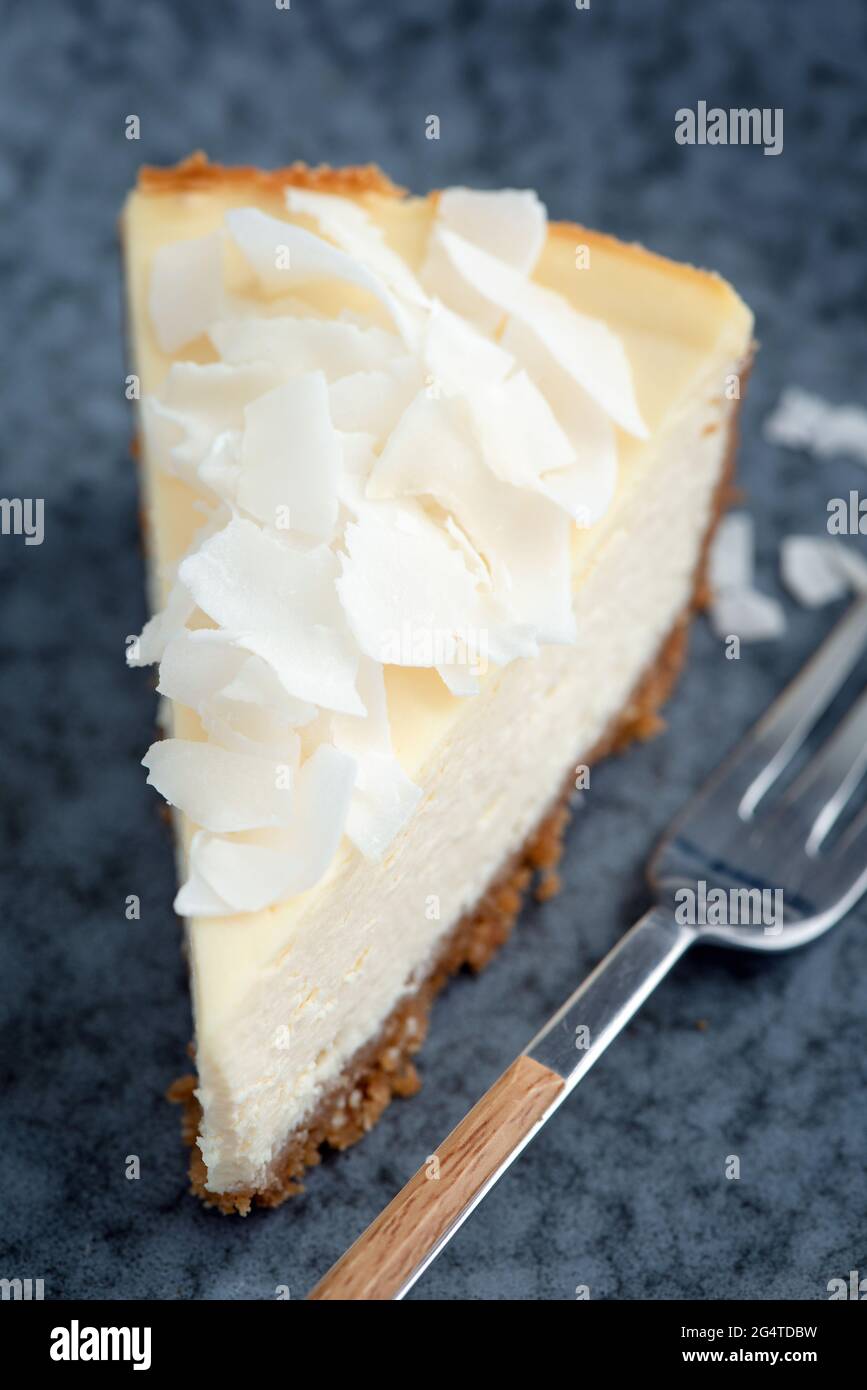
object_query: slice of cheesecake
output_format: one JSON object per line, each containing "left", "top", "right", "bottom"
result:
{"left": 122, "top": 154, "right": 753, "bottom": 1213}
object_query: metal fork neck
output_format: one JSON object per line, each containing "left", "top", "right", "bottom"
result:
{"left": 525, "top": 906, "right": 694, "bottom": 1092}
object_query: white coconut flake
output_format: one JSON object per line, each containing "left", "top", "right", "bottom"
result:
{"left": 343, "top": 752, "right": 421, "bottom": 860}
{"left": 179, "top": 515, "right": 364, "bottom": 714}
{"left": 210, "top": 315, "right": 402, "bottom": 379}
{"left": 708, "top": 513, "right": 755, "bottom": 594}
{"left": 780, "top": 535, "right": 867, "bottom": 608}
{"left": 225, "top": 207, "right": 422, "bottom": 347}
{"left": 331, "top": 657, "right": 391, "bottom": 755}
{"left": 434, "top": 227, "right": 647, "bottom": 439}
{"left": 200, "top": 699, "right": 302, "bottom": 764}
{"left": 142, "top": 738, "right": 295, "bottom": 832}
{"left": 328, "top": 359, "right": 423, "bottom": 442}
{"left": 196, "top": 431, "right": 243, "bottom": 506}
{"left": 129, "top": 579, "right": 196, "bottom": 668}
{"left": 436, "top": 663, "right": 481, "bottom": 697}
{"left": 221, "top": 655, "right": 317, "bottom": 724}
{"left": 369, "top": 391, "right": 575, "bottom": 642}
{"left": 710, "top": 589, "right": 787, "bottom": 643}
{"left": 423, "top": 301, "right": 515, "bottom": 395}
{"left": 285, "top": 187, "right": 429, "bottom": 310}
{"left": 707, "top": 511, "right": 785, "bottom": 642}
{"left": 500, "top": 318, "right": 617, "bottom": 525}
{"left": 329, "top": 658, "right": 422, "bottom": 858}
{"left": 149, "top": 231, "right": 225, "bottom": 353}
{"left": 834, "top": 546, "right": 867, "bottom": 593}
{"left": 147, "top": 361, "right": 283, "bottom": 486}
{"left": 764, "top": 387, "right": 867, "bottom": 467}
{"left": 338, "top": 431, "right": 378, "bottom": 478}
{"left": 465, "top": 370, "right": 575, "bottom": 488}
{"left": 177, "top": 743, "right": 356, "bottom": 913}
{"left": 157, "top": 628, "right": 246, "bottom": 708}
{"left": 174, "top": 854, "right": 235, "bottom": 917}
{"left": 437, "top": 187, "right": 547, "bottom": 273}
{"left": 238, "top": 373, "right": 341, "bottom": 540}
{"left": 422, "top": 188, "right": 546, "bottom": 333}
{"left": 337, "top": 504, "right": 483, "bottom": 666}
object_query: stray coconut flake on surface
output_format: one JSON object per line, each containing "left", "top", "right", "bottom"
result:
{"left": 708, "top": 512, "right": 786, "bottom": 642}
{"left": 764, "top": 387, "right": 867, "bottom": 468}
{"left": 780, "top": 535, "right": 867, "bottom": 608}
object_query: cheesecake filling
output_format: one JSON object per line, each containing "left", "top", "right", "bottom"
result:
{"left": 130, "top": 186, "right": 650, "bottom": 918}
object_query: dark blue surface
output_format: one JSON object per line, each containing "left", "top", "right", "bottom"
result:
{"left": 1, "top": 0, "right": 866, "bottom": 1301}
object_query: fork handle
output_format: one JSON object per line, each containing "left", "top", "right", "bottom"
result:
{"left": 308, "top": 906, "right": 692, "bottom": 1301}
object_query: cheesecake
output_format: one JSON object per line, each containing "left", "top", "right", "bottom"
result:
{"left": 122, "top": 154, "right": 753, "bottom": 1213}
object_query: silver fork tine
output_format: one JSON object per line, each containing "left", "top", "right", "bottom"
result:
{"left": 817, "top": 800, "right": 867, "bottom": 910}
{"left": 779, "top": 686, "right": 867, "bottom": 854}
{"left": 738, "top": 593, "right": 867, "bottom": 819}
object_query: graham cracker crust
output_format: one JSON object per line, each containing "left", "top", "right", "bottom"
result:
{"left": 168, "top": 379, "right": 747, "bottom": 1214}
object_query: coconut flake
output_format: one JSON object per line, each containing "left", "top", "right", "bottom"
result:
{"left": 147, "top": 361, "right": 283, "bottom": 486}
{"left": 434, "top": 227, "right": 647, "bottom": 439}
{"left": 176, "top": 743, "right": 356, "bottom": 913}
{"left": 329, "top": 658, "right": 422, "bottom": 858}
{"left": 342, "top": 752, "right": 421, "bottom": 860}
{"left": 780, "top": 535, "right": 867, "bottom": 608}
{"left": 337, "top": 502, "right": 483, "bottom": 666}
{"left": 225, "top": 207, "right": 422, "bottom": 347}
{"left": 708, "top": 513, "right": 755, "bottom": 594}
{"left": 210, "top": 315, "right": 402, "bottom": 379}
{"left": 423, "top": 301, "right": 515, "bottom": 395}
{"left": 142, "top": 738, "right": 295, "bottom": 832}
{"left": 174, "top": 856, "right": 234, "bottom": 917}
{"left": 422, "top": 188, "right": 546, "bottom": 333}
{"left": 129, "top": 579, "right": 196, "bottom": 668}
{"left": 179, "top": 515, "right": 364, "bottom": 714}
{"left": 200, "top": 699, "right": 302, "bottom": 764}
{"left": 436, "top": 663, "right": 481, "bottom": 697}
{"left": 328, "top": 359, "right": 423, "bottom": 442}
{"left": 465, "top": 370, "right": 575, "bottom": 487}
{"left": 285, "top": 187, "right": 429, "bottom": 309}
{"left": 437, "top": 187, "right": 546, "bottom": 272}
{"left": 834, "top": 546, "right": 867, "bottom": 593}
{"left": 707, "top": 511, "right": 785, "bottom": 642}
{"left": 149, "top": 232, "right": 225, "bottom": 353}
{"left": 157, "top": 628, "right": 246, "bottom": 708}
{"left": 710, "top": 589, "right": 787, "bottom": 642}
{"left": 764, "top": 387, "right": 867, "bottom": 467}
{"left": 196, "top": 431, "right": 243, "bottom": 506}
{"left": 500, "top": 318, "right": 617, "bottom": 525}
{"left": 238, "top": 373, "right": 341, "bottom": 539}
{"left": 220, "top": 655, "right": 317, "bottom": 724}
{"left": 369, "top": 391, "right": 575, "bottom": 642}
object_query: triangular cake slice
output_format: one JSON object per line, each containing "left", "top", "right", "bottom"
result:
{"left": 122, "top": 154, "right": 753, "bottom": 1212}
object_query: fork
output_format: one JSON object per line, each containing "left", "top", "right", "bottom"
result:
{"left": 309, "top": 594, "right": 867, "bottom": 1300}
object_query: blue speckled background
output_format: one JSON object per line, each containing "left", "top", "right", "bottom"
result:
{"left": 1, "top": 0, "right": 866, "bottom": 1301}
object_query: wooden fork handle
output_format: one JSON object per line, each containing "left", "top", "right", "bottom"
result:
{"left": 308, "top": 1054, "right": 565, "bottom": 1301}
